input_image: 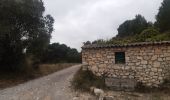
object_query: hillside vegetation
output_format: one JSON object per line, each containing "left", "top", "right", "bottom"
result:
{"left": 89, "top": 0, "right": 170, "bottom": 45}
{"left": 0, "top": 0, "right": 81, "bottom": 72}
{"left": 0, "top": 0, "right": 81, "bottom": 89}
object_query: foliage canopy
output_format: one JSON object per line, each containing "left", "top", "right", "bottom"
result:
{"left": 117, "top": 15, "right": 149, "bottom": 38}
{"left": 42, "top": 43, "right": 81, "bottom": 63}
{"left": 91, "top": 0, "right": 170, "bottom": 45}
{"left": 0, "top": 0, "right": 54, "bottom": 70}
{"left": 156, "top": 0, "right": 170, "bottom": 32}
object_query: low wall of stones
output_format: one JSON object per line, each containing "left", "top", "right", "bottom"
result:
{"left": 82, "top": 45, "right": 170, "bottom": 87}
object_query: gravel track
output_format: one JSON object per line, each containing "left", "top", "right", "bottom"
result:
{"left": 0, "top": 65, "right": 81, "bottom": 100}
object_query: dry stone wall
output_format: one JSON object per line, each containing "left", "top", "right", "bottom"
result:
{"left": 82, "top": 45, "right": 170, "bottom": 87}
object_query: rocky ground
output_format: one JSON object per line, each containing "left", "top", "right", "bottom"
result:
{"left": 0, "top": 64, "right": 170, "bottom": 100}
{"left": 0, "top": 65, "right": 93, "bottom": 100}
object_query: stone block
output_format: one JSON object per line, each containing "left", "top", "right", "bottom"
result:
{"left": 139, "top": 77, "right": 144, "bottom": 80}
{"left": 151, "top": 79, "right": 156, "bottom": 82}
{"left": 155, "top": 48, "right": 161, "bottom": 54}
{"left": 158, "top": 69, "right": 163, "bottom": 72}
{"left": 155, "top": 81, "right": 160, "bottom": 85}
{"left": 129, "top": 75, "right": 134, "bottom": 79}
{"left": 150, "top": 72, "right": 155, "bottom": 76}
{"left": 153, "top": 62, "right": 160, "bottom": 68}
{"left": 160, "top": 55, "right": 164, "bottom": 57}
{"left": 151, "top": 55, "right": 157, "bottom": 60}
{"left": 153, "top": 75, "right": 158, "bottom": 79}
{"left": 105, "top": 78, "right": 120, "bottom": 88}
{"left": 105, "top": 78, "right": 136, "bottom": 91}
{"left": 148, "top": 53, "right": 154, "bottom": 55}
{"left": 143, "top": 65, "right": 147, "bottom": 68}
{"left": 146, "top": 83, "right": 152, "bottom": 86}
{"left": 99, "top": 64, "right": 106, "bottom": 68}
{"left": 158, "top": 58, "right": 163, "bottom": 61}
{"left": 141, "top": 61, "right": 147, "bottom": 65}
{"left": 96, "top": 53, "right": 101, "bottom": 58}
{"left": 128, "top": 63, "right": 135, "bottom": 66}
{"left": 107, "top": 56, "right": 112, "bottom": 59}
{"left": 152, "top": 68, "right": 158, "bottom": 72}
{"left": 163, "top": 53, "right": 170, "bottom": 57}
{"left": 123, "top": 76, "right": 128, "bottom": 78}
{"left": 136, "top": 62, "right": 140, "bottom": 66}
{"left": 158, "top": 77, "right": 163, "bottom": 80}
{"left": 167, "top": 50, "right": 170, "bottom": 53}
{"left": 126, "top": 57, "right": 130, "bottom": 61}
{"left": 91, "top": 66, "right": 98, "bottom": 72}
{"left": 166, "top": 57, "right": 170, "bottom": 60}
{"left": 99, "top": 68, "right": 105, "bottom": 73}
{"left": 120, "top": 78, "right": 136, "bottom": 91}
{"left": 137, "top": 56, "right": 142, "bottom": 60}
{"left": 168, "top": 47, "right": 170, "bottom": 50}
{"left": 104, "top": 61, "right": 109, "bottom": 63}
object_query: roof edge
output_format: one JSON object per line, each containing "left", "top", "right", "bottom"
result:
{"left": 82, "top": 41, "right": 170, "bottom": 49}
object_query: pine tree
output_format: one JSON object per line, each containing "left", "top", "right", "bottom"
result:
{"left": 156, "top": 0, "right": 170, "bottom": 32}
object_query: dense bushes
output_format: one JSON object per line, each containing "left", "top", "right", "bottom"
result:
{"left": 117, "top": 15, "right": 149, "bottom": 38}
{"left": 72, "top": 68, "right": 106, "bottom": 91}
{"left": 91, "top": 0, "right": 170, "bottom": 45}
{"left": 0, "top": 0, "right": 54, "bottom": 71}
{"left": 0, "top": 0, "right": 81, "bottom": 72}
{"left": 138, "top": 28, "right": 159, "bottom": 41}
{"left": 156, "top": 0, "right": 170, "bottom": 32}
{"left": 92, "top": 28, "right": 170, "bottom": 45}
{"left": 41, "top": 43, "right": 81, "bottom": 63}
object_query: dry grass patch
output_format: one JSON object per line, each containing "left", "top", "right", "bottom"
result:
{"left": 71, "top": 68, "right": 106, "bottom": 92}
{"left": 38, "top": 63, "right": 77, "bottom": 76}
{"left": 0, "top": 63, "right": 78, "bottom": 89}
{"left": 71, "top": 68, "right": 170, "bottom": 100}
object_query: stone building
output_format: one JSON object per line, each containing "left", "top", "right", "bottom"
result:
{"left": 82, "top": 41, "right": 170, "bottom": 88}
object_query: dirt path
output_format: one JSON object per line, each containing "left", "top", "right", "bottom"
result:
{"left": 0, "top": 65, "right": 81, "bottom": 100}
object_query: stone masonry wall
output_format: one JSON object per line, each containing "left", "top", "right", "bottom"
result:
{"left": 82, "top": 45, "right": 170, "bottom": 87}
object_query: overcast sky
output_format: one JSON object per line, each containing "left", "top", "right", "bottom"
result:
{"left": 43, "top": 0, "right": 162, "bottom": 51}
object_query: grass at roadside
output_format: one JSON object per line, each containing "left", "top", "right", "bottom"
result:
{"left": 0, "top": 63, "right": 78, "bottom": 89}
{"left": 71, "top": 68, "right": 106, "bottom": 92}
{"left": 38, "top": 63, "right": 77, "bottom": 76}
{"left": 71, "top": 68, "right": 170, "bottom": 100}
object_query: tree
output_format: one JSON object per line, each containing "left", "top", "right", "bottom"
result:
{"left": 26, "top": 14, "right": 54, "bottom": 59}
{"left": 117, "top": 14, "right": 148, "bottom": 38}
{"left": 83, "top": 41, "right": 91, "bottom": 45}
{"left": 67, "top": 48, "right": 81, "bottom": 63}
{"left": 42, "top": 43, "right": 81, "bottom": 63}
{"left": 0, "top": 0, "right": 54, "bottom": 71}
{"left": 156, "top": 0, "right": 170, "bottom": 32}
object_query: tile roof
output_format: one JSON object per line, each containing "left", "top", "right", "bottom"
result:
{"left": 82, "top": 41, "right": 170, "bottom": 49}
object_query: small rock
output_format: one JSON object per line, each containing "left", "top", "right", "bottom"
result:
{"left": 90, "top": 87, "right": 104, "bottom": 96}
{"left": 73, "top": 97, "right": 79, "bottom": 100}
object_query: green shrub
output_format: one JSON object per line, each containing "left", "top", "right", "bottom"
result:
{"left": 135, "top": 27, "right": 160, "bottom": 42}
{"left": 71, "top": 68, "right": 106, "bottom": 91}
{"left": 152, "top": 32, "right": 170, "bottom": 41}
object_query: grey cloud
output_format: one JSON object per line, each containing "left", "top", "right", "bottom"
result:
{"left": 43, "top": 0, "right": 162, "bottom": 51}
